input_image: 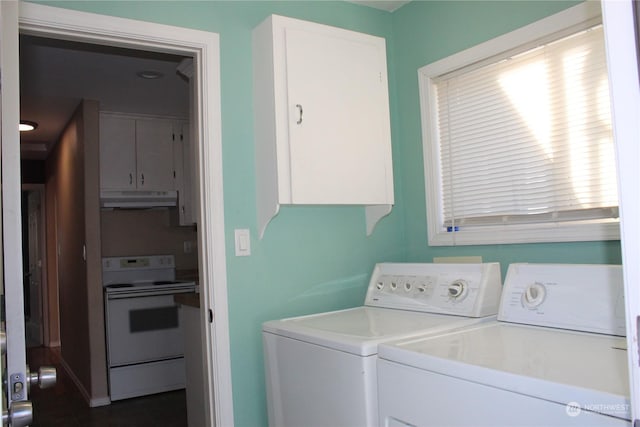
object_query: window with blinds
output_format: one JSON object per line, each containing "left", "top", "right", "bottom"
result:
{"left": 419, "top": 2, "right": 620, "bottom": 245}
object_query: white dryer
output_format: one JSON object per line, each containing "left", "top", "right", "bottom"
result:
{"left": 378, "top": 263, "right": 630, "bottom": 427}
{"left": 263, "top": 262, "right": 503, "bottom": 427}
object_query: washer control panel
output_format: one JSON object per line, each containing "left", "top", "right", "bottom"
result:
{"left": 364, "top": 262, "right": 502, "bottom": 317}
{"left": 499, "top": 263, "right": 626, "bottom": 336}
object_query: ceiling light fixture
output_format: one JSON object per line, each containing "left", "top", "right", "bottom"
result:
{"left": 19, "top": 121, "right": 38, "bottom": 132}
{"left": 136, "top": 70, "right": 164, "bottom": 80}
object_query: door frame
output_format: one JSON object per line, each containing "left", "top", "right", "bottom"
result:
{"left": 18, "top": 3, "right": 233, "bottom": 426}
{"left": 1, "top": 0, "right": 27, "bottom": 408}
{"left": 601, "top": 0, "right": 640, "bottom": 422}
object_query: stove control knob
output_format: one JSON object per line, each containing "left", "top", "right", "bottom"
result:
{"left": 448, "top": 280, "right": 468, "bottom": 301}
{"left": 522, "top": 282, "right": 546, "bottom": 309}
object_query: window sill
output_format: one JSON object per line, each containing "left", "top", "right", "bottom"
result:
{"left": 428, "top": 220, "right": 620, "bottom": 246}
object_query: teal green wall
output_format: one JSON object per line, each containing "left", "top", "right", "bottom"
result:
{"left": 25, "top": 1, "right": 622, "bottom": 426}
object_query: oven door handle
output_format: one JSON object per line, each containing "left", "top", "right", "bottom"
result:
{"left": 106, "top": 288, "right": 195, "bottom": 299}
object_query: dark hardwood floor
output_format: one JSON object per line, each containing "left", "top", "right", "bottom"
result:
{"left": 27, "top": 346, "right": 188, "bottom": 427}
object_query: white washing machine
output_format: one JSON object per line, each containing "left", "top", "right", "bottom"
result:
{"left": 378, "top": 263, "right": 630, "bottom": 427}
{"left": 263, "top": 262, "right": 503, "bottom": 427}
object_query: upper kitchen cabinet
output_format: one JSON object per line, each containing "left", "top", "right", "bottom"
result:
{"left": 172, "top": 120, "right": 197, "bottom": 226}
{"left": 135, "top": 117, "right": 175, "bottom": 190}
{"left": 253, "top": 15, "right": 394, "bottom": 238}
{"left": 100, "top": 114, "right": 136, "bottom": 190}
{"left": 99, "top": 113, "right": 175, "bottom": 191}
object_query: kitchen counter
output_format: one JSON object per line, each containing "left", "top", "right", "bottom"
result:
{"left": 174, "top": 292, "right": 200, "bottom": 308}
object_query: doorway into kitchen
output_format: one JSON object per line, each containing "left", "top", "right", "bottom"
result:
{"left": 16, "top": 3, "right": 232, "bottom": 426}
{"left": 20, "top": 37, "right": 196, "bottom": 423}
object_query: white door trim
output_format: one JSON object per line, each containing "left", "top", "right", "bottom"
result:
{"left": 18, "top": 3, "right": 233, "bottom": 426}
{"left": 1, "top": 0, "right": 28, "bottom": 406}
{"left": 601, "top": 0, "right": 640, "bottom": 422}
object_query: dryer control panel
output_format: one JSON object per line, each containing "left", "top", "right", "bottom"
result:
{"left": 498, "top": 263, "right": 626, "bottom": 336}
{"left": 364, "top": 263, "right": 502, "bottom": 318}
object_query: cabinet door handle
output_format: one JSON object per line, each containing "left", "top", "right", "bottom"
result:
{"left": 129, "top": 173, "right": 133, "bottom": 185}
{"left": 141, "top": 173, "right": 145, "bottom": 186}
{"left": 295, "top": 104, "right": 303, "bottom": 125}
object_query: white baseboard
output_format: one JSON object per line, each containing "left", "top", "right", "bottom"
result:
{"left": 90, "top": 396, "right": 111, "bottom": 407}
{"left": 58, "top": 357, "right": 111, "bottom": 408}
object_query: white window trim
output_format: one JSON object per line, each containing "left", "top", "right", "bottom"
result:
{"left": 419, "top": 1, "right": 620, "bottom": 246}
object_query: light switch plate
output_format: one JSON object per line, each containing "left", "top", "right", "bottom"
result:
{"left": 234, "top": 229, "right": 251, "bottom": 256}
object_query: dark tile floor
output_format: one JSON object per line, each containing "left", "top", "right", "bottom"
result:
{"left": 27, "top": 346, "right": 188, "bottom": 427}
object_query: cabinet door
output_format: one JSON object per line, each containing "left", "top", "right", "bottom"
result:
{"left": 100, "top": 115, "right": 136, "bottom": 189}
{"left": 135, "top": 118, "right": 175, "bottom": 190}
{"left": 284, "top": 27, "right": 393, "bottom": 204}
{"left": 173, "top": 121, "right": 195, "bottom": 225}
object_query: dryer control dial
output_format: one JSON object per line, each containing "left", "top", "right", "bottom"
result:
{"left": 447, "top": 280, "right": 468, "bottom": 301}
{"left": 522, "top": 282, "right": 546, "bottom": 309}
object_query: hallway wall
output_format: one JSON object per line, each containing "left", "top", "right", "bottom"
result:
{"left": 45, "top": 99, "right": 109, "bottom": 406}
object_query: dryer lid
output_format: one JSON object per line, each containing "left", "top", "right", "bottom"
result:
{"left": 378, "top": 322, "right": 630, "bottom": 421}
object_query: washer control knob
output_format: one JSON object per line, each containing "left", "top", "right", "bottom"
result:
{"left": 522, "top": 282, "right": 546, "bottom": 308}
{"left": 403, "top": 280, "right": 412, "bottom": 292}
{"left": 448, "top": 280, "right": 468, "bottom": 301}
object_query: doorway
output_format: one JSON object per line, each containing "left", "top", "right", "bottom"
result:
{"left": 21, "top": 185, "right": 47, "bottom": 349}
{"left": 16, "top": 2, "right": 233, "bottom": 426}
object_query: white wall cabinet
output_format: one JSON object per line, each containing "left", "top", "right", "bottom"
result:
{"left": 172, "top": 120, "right": 196, "bottom": 226}
{"left": 99, "top": 114, "right": 137, "bottom": 190}
{"left": 135, "top": 117, "right": 175, "bottom": 191}
{"left": 253, "top": 15, "right": 394, "bottom": 238}
{"left": 100, "top": 113, "right": 196, "bottom": 225}
{"left": 100, "top": 113, "right": 176, "bottom": 191}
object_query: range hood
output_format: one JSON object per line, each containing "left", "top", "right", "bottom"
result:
{"left": 100, "top": 190, "right": 178, "bottom": 209}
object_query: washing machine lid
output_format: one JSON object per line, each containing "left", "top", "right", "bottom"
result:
{"left": 262, "top": 306, "right": 494, "bottom": 356}
{"left": 379, "top": 322, "right": 630, "bottom": 420}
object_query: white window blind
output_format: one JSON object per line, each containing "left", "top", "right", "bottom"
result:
{"left": 435, "top": 25, "right": 618, "bottom": 231}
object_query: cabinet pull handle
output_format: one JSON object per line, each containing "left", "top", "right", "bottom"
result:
{"left": 129, "top": 173, "right": 133, "bottom": 185}
{"left": 295, "top": 104, "right": 303, "bottom": 125}
{"left": 141, "top": 173, "right": 145, "bottom": 186}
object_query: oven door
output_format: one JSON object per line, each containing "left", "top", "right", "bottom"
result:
{"left": 105, "top": 292, "right": 187, "bottom": 366}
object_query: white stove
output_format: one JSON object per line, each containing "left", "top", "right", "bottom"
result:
{"left": 103, "top": 255, "right": 196, "bottom": 401}
{"left": 377, "top": 263, "right": 630, "bottom": 427}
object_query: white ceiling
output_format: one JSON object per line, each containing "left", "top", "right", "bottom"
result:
{"left": 19, "top": 36, "right": 190, "bottom": 159}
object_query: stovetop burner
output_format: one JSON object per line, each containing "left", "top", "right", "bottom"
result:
{"left": 102, "top": 255, "right": 196, "bottom": 295}
{"left": 104, "top": 279, "right": 196, "bottom": 295}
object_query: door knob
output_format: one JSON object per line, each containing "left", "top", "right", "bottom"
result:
{"left": 2, "top": 401, "right": 32, "bottom": 427}
{"left": 26, "top": 365, "right": 56, "bottom": 392}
